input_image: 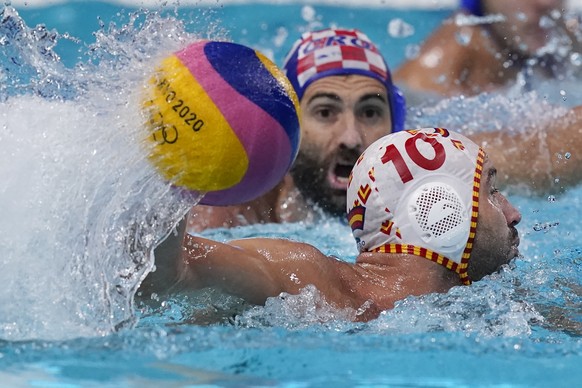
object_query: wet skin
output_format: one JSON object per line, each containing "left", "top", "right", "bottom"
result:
{"left": 483, "top": 0, "right": 566, "bottom": 55}
{"left": 468, "top": 156, "right": 522, "bottom": 281}
{"left": 291, "top": 75, "right": 393, "bottom": 216}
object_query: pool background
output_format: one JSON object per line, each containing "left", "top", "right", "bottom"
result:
{"left": 1, "top": 0, "right": 581, "bottom": 386}
{"left": 13, "top": 0, "right": 453, "bottom": 69}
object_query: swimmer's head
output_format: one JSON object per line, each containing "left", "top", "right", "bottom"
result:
{"left": 346, "top": 128, "right": 483, "bottom": 285}
{"left": 282, "top": 27, "right": 406, "bottom": 132}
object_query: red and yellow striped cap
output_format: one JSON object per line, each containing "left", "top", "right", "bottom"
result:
{"left": 346, "top": 128, "right": 483, "bottom": 285}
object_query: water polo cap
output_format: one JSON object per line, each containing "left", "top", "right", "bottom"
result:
{"left": 282, "top": 28, "right": 406, "bottom": 133}
{"left": 460, "top": 0, "right": 483, "bottom": 16}
{"left": 346, "top": 128, "right": 484, "bottom": 285}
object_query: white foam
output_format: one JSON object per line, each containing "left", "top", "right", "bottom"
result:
{"left": 0, "top": 5, "right": 215, "bottom": 341}
{"left": 0, "top": 83, "right": 195, "bottom": 341}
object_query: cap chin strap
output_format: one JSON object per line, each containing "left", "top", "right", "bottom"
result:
{"left": 371, "top": 244, "right": 471, "bottom": 285}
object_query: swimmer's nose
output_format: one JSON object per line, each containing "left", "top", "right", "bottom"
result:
{"left": 338, "top": 113, "right": 363, "bottom": 150}
{"left": 502, "top": 194, "right": 522, "bottom": 227}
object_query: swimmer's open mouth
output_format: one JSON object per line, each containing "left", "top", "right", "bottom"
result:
{"left": 328, "top": 162, "right": 354, "bottom": 190}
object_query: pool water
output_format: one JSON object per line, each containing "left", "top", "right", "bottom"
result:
{"left": 1, "top": 1, "right": 581, "bottom": 386}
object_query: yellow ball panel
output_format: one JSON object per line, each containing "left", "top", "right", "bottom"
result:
{"left": 144, "top": 55, "right": 249, "bottom": 191}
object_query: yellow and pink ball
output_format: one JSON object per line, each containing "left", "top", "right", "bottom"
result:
{"left": 144, "top": 40, "right": 301, "bottom": 206}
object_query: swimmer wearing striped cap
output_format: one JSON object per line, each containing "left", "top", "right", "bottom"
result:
{"left": 280, "top": 28, "right": 407, "bottom": 217}
{"left": 347, "top": 127, "right": 521, "bottom": 285}
{"left": 177, "top": 127, "right": 522, "bottom": 321}
{"left": 283, "top": 28, "right": 406, "bottom": 131}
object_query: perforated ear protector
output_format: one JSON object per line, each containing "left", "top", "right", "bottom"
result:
{"left": 403, "top": 180, "right": 471, "bottom": 255}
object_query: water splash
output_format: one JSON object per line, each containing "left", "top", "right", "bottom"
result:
{"left": 0, "top": 5, "right": 205, "bottom": 341}
{"left": 409, "top": 89, "right": 570, "bottom": 135}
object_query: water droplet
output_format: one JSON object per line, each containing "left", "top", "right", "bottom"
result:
{"left": 301, "top": 5, "right": 316, "bottom": 22}
{"left": 539, "top": 15, "right": 555, "bottom": 28}
{"left": 455, "top": 31, "right": 472, "bottom": 46}
{"left": 388, "top": 18, "right": 415, "bottom": 38}
{"left": 570, "top": 52, "right": 582, "bottom": 66}
{"left": 405, "top": 44, "right": 420, "bottom": 60}
{"left": 533, "top": 221, "right": 560, "bottom": 232}
{"left": 273, "top": 27, "right": 288, "bottom": 48}
{"left": 290, "top": 273, "right": 301, "bottom": 284}
{"left": 550, "top": 9, "right": 562, "bottom": 20}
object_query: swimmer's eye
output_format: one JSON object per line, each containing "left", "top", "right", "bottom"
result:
{"left": 311, "top": 105, "right": 340, "bottom": 121}
{"left": 362, "top": 107, "right": 383, "bottom": 118}
{"left": 355, "top": 93, "right": 389, "bottom": 124}
{"left": 490, "top": 186, "right": 499, "bottom": 195}
{"left": 317, "top": 107, "right": 332, "bottom": 118}
{"left": 358, "top": 106, "right": 387, "bottom": 125}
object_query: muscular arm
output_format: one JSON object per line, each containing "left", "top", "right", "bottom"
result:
{"left": 394, "top": 20, "right": 462, "bottom": 96}
{"left": 179, "top": 233, "right": 349, "bottom": 306}
{"left": 470, "top": 105, "right": 582, "bottom": 192}
{"left": 394, "top": 19, "right": 495, "bottom": 97}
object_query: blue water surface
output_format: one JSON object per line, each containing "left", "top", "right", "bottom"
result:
{"left": 15, "top": 1, "right": 450, "bottom": 68}
{"left": 1, "top": 1, "right": 581, "bottom": 387}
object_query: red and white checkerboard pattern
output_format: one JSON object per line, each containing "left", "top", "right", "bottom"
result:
{"left": 294, "top": 28, "right": 388, "bottom": 88}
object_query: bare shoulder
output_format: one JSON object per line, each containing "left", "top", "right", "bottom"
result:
{"left": 230, "top": 237, "right": 355, "bottom": 287}
{"left": 394, "top": 18, "right": 479, "bottom": 95}
{"left": 229, "top": 237, "right": 335, "bottom": 264}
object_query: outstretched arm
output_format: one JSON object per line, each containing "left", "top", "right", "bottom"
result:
{"left": 178, "top": 233, "right": 348, "bottom": 306}
{"left": 470, "top": 105, "right": 582, "bottom": 193}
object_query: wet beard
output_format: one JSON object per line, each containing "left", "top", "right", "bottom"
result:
{"left": 290, "top": 151, "right": 347, "bottom": 218}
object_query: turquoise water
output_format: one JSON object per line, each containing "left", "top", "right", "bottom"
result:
{"left": 15, "top": 1, "right": 449, "bottom": 68}
{"left": 1, "top": 1, "right": 581, "bottom": 386}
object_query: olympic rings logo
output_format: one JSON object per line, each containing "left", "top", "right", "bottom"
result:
{"left": 147, "top": 109, "right": 179, "bottom": 145}
{"left": 153, "top": 124, "right": 178, "bottom": 144}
